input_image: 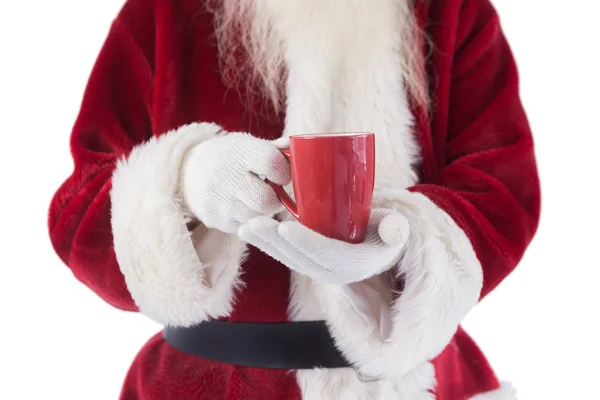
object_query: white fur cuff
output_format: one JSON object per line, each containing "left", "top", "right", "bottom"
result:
{"left": 310, "top": 188, "right": 483, "bottom": 379}
{"left": 110, "top": 123, "right": 247, "bottom": 327}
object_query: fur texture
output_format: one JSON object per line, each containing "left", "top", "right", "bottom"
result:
{"left": 296, "top": 363, "right": 435, "bottom": 400}
{"left": 111, "top": 123, "right": 247, "bottom": 327}
{"left": 212, "top": 0, "right": 427, "bottom": 113}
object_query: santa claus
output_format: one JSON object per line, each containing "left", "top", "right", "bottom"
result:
{"left": 48, "top": 0, "right": 540, "bottom": 398}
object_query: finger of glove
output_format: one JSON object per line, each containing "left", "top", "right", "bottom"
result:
{"left": 241, "top": 228, "right": 335, "bottom": 282}
{"left": 276, "top": 221, "right": 398, "bottom": 267}
{"left": 276, "top": 222, "right": 356, "bottom": 270}
{"left": 244, "top": 141, "right": 291, "bottom": 185}
{"left": 271, "top": 136, "right": 290, "bottom": 150}
{"left": 236, "top": 172, "right": 283, "bottom": 215}
{"left": 237, "top": 225, "right": 296, "bottom": 270}
{"left": 272, "top": 225, "right": 370, "bottom": 284}
{"left": 279, "top": 219, "right": 404, "bottom": 280}
{"left": 239, "top": 217, "right": 332, "bottom": 279}
{"left": 372, "top": 210, "right": 410, "bottom": 246}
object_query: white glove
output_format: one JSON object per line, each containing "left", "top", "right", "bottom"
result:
{"left": 180, "top": 132, "right": 291, "bottom": 234}
{"left": 238, "top": 209, "right": 410, "bottom": 284}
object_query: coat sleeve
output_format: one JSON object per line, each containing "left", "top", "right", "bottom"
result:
{"left": 48, "top": 0, "right": 247, "bottom": 326}
{"left": 48, "top": 1, "right": 156, "bottom": 312}
{"left": 407, "top": 0, "right": 541, "bottom": 299}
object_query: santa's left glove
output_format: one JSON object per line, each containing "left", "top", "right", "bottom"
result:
{"left": 238, "top": 209, "right": 410, "bottom": 284}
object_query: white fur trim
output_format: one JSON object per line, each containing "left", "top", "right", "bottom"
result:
{"left": 110, "top": 123, "right": 247, "bottom": 327}
{"left": 469, "top": 383, "right": 517, "bottom": 400}
{"left": 297, "top": 362, "right": 435, "bottom": 400}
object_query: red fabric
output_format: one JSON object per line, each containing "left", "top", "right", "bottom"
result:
{"left": 48, "top": 0, "right": 540, "bottom": 398}
{"left": 433, "top": 328, "right": 502, "bottom": 399}
{"left": 410, "top": 0, "right": 540, "bottom": 301}
{"left": 120, "top": 333, "right": 301, "bottom": 400}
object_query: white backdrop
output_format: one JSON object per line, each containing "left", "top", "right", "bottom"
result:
{"left": 1, "top": 1, "right": 598, "bottom": 399}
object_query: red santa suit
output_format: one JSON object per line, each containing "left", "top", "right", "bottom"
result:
{"left": 48, "top": 0, "right": 540, "bottom": 399}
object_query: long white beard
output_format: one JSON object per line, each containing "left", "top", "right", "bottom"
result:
{"left": 210, "top": 0, "right": 426, "bottom": 113}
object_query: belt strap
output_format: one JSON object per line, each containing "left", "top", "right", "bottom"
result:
{"left": 163, "top": 320, "right": 352, "bottom": 370}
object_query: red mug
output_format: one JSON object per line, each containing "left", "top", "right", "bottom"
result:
{"left": 268, "top": 132, "right": 375, "bottom": 243}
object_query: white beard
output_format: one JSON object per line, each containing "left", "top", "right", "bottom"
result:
{"left": 212, "top": 0, "right": 426, "bottom": 114}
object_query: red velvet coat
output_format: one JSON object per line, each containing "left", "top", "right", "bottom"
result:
{"left": 48, "top": 0, "right": 540, "bottom": 399}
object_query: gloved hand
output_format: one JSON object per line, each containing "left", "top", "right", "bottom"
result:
{"left": 180, "top": 132, "right": 291, "bottom": 234}
{"left": 238, "top": 209, "right": 410, "bottom": 284}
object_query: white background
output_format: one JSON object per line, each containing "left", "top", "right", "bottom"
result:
{"left": 1, "top": 1, "right": 598, "bottom": 399}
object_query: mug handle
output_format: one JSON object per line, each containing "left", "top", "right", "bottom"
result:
{"left": 266, "top": 149, "right": 300, "bottom": 220}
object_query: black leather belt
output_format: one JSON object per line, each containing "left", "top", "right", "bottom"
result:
{"left": 163, "top": 320, "right": 352, "bottom": 370}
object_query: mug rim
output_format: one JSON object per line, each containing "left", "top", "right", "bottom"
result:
{"left": 290, "top": 132, "right": 374, "bottom": 139}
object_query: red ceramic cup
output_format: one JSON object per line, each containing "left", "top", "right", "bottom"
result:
{"left": 268, "top": 132, "right": 375, "bottom": 243}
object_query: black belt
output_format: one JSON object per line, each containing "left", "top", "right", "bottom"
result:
{"left": 163, "top": 320, "right": 352, "bottom": 370}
